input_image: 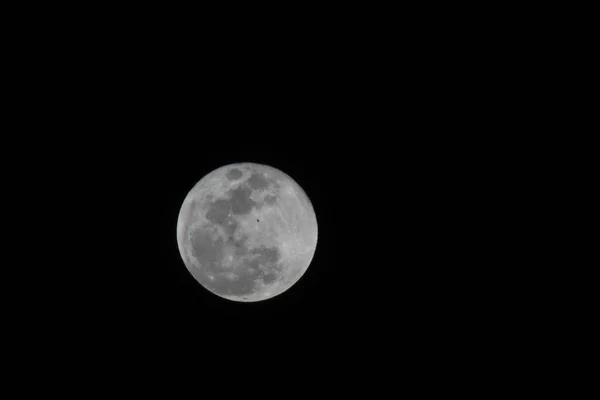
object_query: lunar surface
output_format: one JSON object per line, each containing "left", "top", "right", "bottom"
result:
{"left": 177, "top": 163, "right": 318, "bottom": 302}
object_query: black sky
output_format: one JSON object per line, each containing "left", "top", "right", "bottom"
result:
{"left": 14, "top": 32, "right": 516, "bottom": 389}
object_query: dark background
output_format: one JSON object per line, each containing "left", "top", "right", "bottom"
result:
{"left": 8, "top": 12, "right": 537, "bottom": 392}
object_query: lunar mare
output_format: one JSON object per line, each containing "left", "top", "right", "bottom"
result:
{"left": 177, "top": 163, "right": 318, "bottom": 302}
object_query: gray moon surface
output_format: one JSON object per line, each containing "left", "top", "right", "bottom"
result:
{"left": 177, "top": 163, "right": 318, "bottom": 302}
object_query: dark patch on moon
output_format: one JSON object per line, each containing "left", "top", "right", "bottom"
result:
{"left": 263, "top": 194, "right": 277, "bottom": 205}
{"left": 204, "top": 199, "right": 231, "bottom": 224}
{"left": 203, "top": 183, "right": 256, "bottom": 226}
{"left": 225, "top": 168, "right": 243, "bottom": 180}
{"left": 249, "top": 245, "right": 279, "bottom": 263}
{"left": 228, "top": 185, "right": 255, "bottom": 215}
{"left": 247, "top": 173, "right": 271, "bottom": 190}
{"left": 190, "top": 227, "right": 224, "bottom": 266}
{"left": 262, "top": 272, "right": 277, "bottom": 285}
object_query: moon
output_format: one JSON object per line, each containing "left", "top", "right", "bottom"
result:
{"left": 177, "top": 163, "right": 318, "bottom": 302}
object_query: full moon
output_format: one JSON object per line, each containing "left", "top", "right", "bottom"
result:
{"left": 177, "top": 163, "right": 318, "bottom": 302}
